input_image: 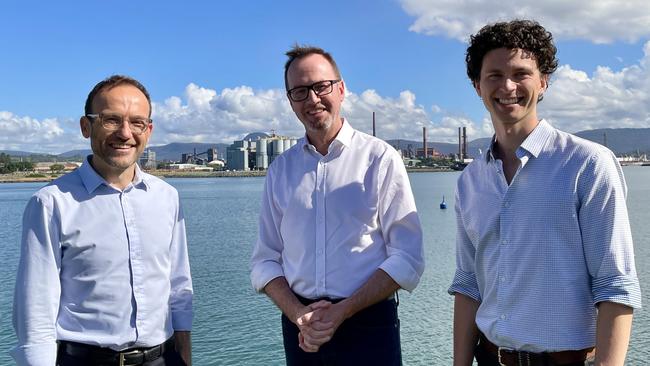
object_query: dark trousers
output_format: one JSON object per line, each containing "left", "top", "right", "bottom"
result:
{"left": 282, "top": 297, "right": 401, "bottom": 366}
{"left": 56, "top": 340, "right": 186, "bottom": 366}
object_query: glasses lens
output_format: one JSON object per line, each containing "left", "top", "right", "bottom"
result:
{"left": 129, "top": 118, "right": 149, "bottom": 134}
{"left": 101, "top": 114, "right": 123, "bottom": 130}
{"left": 313, "top": 81, "right": 333, "bottom": 96}
{"left": 289, "top": 87, "right": 309, "bottom": 101}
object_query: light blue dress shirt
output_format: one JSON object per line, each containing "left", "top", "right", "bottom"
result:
{"left": 251, "top": 119, "right": 424, "bottom": 299}
{"left": 449, "top": 120, "right": 641, "bottom": 352}
{"left": 12, "top": 157, "right": 193, "bottom": 366}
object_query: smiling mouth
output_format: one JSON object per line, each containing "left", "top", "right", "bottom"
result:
{"left": 497, "top": 97, "right": 523, "bottom": 105}
{"left": 109, "top": 143, "right": 134, "bottom": 150}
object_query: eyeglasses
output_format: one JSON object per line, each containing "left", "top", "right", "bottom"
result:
{"left": 287, "top": 80, "right": 341, "bottom": 102}
{"left": 86, "top": 113, "right": 152, "bottom": 135}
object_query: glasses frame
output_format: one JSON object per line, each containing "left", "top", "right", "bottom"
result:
{"left": 86, "top": 113, "right": 152, "bottom": 135}
{"left": 286, "top": 79, "right": 341, "bottom": 102}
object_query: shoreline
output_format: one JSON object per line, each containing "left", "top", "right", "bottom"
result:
{"left": 0, "top": 167, "right": 455, "bottom": 183}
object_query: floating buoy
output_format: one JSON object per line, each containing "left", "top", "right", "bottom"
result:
{"left": 440, "top": 196, "right": 447, "bottom": 209}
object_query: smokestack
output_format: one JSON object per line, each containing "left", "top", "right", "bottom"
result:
{"left": 458, "top": 127, "right": 462, "bottom": 160}
{"left": 423, "top": 126, "right": 427, "bottom": 158}
{"left": 462, "top": 127, "right": 467, "bottom": 161}
{"left": 372, "top": 112, "right": 376, "bottom": 137}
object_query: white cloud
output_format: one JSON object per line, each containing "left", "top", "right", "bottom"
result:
{"left": 5, "top": 40, "right": 650, "bottom": 155}
{"left": 0, "top": 111, "right": 86, "bottom": 154}
{"left": 400, "top": 0, "right": 650, "bottom": 43}
{"left": 540, "top": 41, "right": 650, "bottom": 131}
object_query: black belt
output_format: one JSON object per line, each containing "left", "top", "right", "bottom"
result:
{"left": 58, "top": 336, "right": 175, "bottom": 366}
{"left": 479, "top": 333, "right": 594, "bottom": 366}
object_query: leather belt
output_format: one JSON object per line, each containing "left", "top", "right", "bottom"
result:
{"left": 479, "top": 333, "right": 594, "bottom": 366}
{"left": 59, "top": 336, "right": 175, "bottom": 366}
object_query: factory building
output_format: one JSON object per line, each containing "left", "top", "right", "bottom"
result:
{"left": 226, "top": 135, "right": 297, "bottom": 171}
{"left": 226, "top": 140, "right": 250, "bottom": 171}
{"left": 139, "top": 149, "right": 156, "bottom": 170}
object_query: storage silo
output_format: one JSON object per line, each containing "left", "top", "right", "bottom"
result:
{"left": 256, "top": 138, "right": 269, "bottom": 169}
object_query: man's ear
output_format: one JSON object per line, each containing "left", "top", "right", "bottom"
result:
{"left": 473, "top": 80, "right": 482, "bottom": 98}
{"left": 80, "top": 116, "right": 91, "bottom": 138}
{"left": 540, "top": 74, "right": 549, "bottom": 93}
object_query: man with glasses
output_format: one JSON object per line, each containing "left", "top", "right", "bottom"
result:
{"left": 449, "top": 20, "right": 641, "bottom": 366}
{"left": 12, "top": 75, "right": 193, "bottom": 365}
{"left": 251, "top": 45, "right": 424, "bottom": 365}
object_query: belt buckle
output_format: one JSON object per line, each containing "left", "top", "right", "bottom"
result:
{"left": 498, "top": 346, "right": 531, "bottom": 366}
{"left": 118, "top": 349, "right": 142, "bottom": 366}
{"left": 497, "top": 346, "right": 512, "bottom": 366}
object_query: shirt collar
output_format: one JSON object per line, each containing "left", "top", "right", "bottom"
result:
{"left": 79, "top": 155, "right": 149, "bottom": 193}
{"left": 300, "top": 118, "right": 352, "bottom": 153}
{"left": 485, "top": 119, "right": 552, "bottom": 162}
{"left": 519, "top": 119, "right": 552, "bottom": 159}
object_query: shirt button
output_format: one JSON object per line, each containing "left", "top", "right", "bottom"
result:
{"left": 317, "top": 249, "right": 323, "bottom": 255}
{"left": 500, "top": 314, "right": 506, "bottom": 320}
{"left": 501, "top": 239, "right": 508, "bottom": 245}
{"left": 500, "top": 276, "right": 506, "bottom": 282}
{"left": 504, "top": 201, "right": 510, "bottom": 208}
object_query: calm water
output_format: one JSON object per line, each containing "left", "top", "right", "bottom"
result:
{"left": 0, "top": 169, "right": 648, "bottom": 365}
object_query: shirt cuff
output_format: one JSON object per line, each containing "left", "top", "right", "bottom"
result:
{"left": 250, "top": 261, "right": 285, "bottom": 292}
{"left": 172, "top": 310, "right": 194, "bottom": 331}
{"left": 592, "top": 275, "right": 642, "bottom": 309}
{"left": 11, "top": 343, "right": 58, "bottom": 366}
{"left": 379, "top": 254, "right": 423, "bottom": 293}
{"left": 448, "top": 268, "right": 482, "bottom": 302}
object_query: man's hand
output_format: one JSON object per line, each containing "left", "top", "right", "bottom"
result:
{"left": 297, "top": 300, "right": 353, "bottom": 352}
{"left": 295, "top": 300, "right": 334, "bottom": 352}
{"left": 174, "top": 331, "right": 192, "bottom": 366}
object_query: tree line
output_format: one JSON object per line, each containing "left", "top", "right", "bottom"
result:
{"left": 0, "top": 153, "right": 35, "bottom": 174}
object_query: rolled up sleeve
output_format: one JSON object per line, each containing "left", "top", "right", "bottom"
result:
{"left": 448, "top": 186, "right": 482, "bottom": 302}
{"left": 579, "top": 150, "right": 641, "bottom": 309}
{"left": 377, "top": 150, "right": 425, "bottom": 292}
{"left": 250, "top": 168, "right": 286, "bottom": 292}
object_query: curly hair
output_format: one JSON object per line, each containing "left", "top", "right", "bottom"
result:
{"left": 284, "top": 44, "right": 342, "bottom": 90}
{"left": 466, "top": 19, "right": 558, "bottom": 83}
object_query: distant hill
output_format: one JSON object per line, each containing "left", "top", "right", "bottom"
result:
{"left": 147, "top": 142, "right": 229, "bottom": 161}
{"left": 574, "top": 128, "right": 650, "bottom": 155}
{"left": 4, "top": 127, "right": 649, "bottom": 162}
{"left": 388, "top": 127, "right": 650, "bottom": 158}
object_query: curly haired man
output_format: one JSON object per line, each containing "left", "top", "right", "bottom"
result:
{"left": 449, "top": 20, "right": 641, "bottom": 366}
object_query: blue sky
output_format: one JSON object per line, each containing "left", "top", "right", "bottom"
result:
{"left": 2, "top": 0, "right": 650, "bottom": 154}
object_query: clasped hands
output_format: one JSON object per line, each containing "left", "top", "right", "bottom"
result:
{"left": 294, "top": 300, "right": 348, "bottom": 353}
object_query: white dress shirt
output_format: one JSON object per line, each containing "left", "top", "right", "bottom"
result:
{"left": 12, "top": 157, "right": 193, "bottom": 366}
{"left": 250, "top": 119, "right": 424, "bottom": 299}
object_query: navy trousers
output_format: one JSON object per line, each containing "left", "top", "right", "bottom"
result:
{"left": 281, "top": 297, "right": 402, "bottom": 366}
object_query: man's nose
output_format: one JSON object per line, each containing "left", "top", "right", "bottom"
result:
{"left": 115, "top": 119, "right": 133, "bottom": 138}
{"left": 306, "top": 88, "right": 321, "bottom": 104}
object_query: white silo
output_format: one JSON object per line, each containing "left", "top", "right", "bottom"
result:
{"left": 256, "top": 138, "right": 269, "bottom": 169}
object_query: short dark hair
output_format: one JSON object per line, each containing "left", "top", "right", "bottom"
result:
{"left": 466, "top": 19, "right": 558, "bottom": 83}
{"left": 84, "top": 75, "right": 152, "bottom": 117}
{"left": 284, "top": 45, "right": 342, "bottom": 90}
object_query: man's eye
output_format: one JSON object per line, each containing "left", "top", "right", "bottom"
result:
{"left": 104, "top": 116, "right": 122, "bottom": 125}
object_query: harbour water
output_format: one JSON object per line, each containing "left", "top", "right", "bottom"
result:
{"left": 0, "top": 169, "right": 648, "bottom": 365}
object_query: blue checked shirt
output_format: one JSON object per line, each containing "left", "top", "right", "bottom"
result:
{"left": 449, "top": 120, "right": 641, "bottom": 352}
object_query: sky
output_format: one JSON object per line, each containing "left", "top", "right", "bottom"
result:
{"left": 1, "top": 0, "right": 650, "bottom": 154}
